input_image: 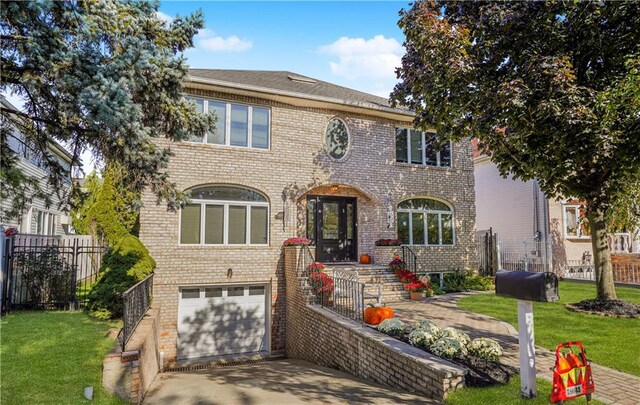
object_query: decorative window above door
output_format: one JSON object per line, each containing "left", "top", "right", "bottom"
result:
{"left": 325, "top": 117, "right": 350, "bottom": 161}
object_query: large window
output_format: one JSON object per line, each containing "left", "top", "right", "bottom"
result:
{"left": 34, "top": 210, "right": 57, "bottom": 236}
{"left": 185, "top": 97, "right": 270, "bottom": 149}
{"left": 395, "top": 128, "right": 451, "bottom": 168}
{"left": 325, "top": 117, "right": 350, "bottom": 160}
{"left": 397, "top": 198, "right": 454, "bottom": 246}
{"left": 564, "top": 205, "right": 590, "bottom": 238}
{"left": 180, "top": 185, "right": 269, "bottom": 245}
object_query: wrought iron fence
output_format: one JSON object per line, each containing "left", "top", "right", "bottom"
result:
{"left": 119, "top": 273, "right": 154, "bottom": 351}
{"left": 2, "top": 234, "right": 106, "bottom": 312}
{"left": 402, "top": 245, "right": 418, "bottom": 274}
{"left": 497, "top": 239, "right": 552, "bottom": 273}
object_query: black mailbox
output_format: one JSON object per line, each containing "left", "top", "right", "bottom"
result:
{"left": 495, "top": 271, "right": 559, "bottom": 302}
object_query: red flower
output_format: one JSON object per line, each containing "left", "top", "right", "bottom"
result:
{"left": 284, "top": 237, "right": 312, "bottom": 246}
{"left": 404, "top": 281, "right": 428, "bottom": 292}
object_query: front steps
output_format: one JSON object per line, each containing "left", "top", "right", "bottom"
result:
{"left": 324, "top": 264, "right": 410, "bottom": 303}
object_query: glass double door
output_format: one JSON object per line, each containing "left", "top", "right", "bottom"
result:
{"left": 307, "top": 196, "right": 357, "bottom": 262}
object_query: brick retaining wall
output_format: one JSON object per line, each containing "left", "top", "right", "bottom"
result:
{"left": 284, "top": 246, "right": 466, "bottom": 400}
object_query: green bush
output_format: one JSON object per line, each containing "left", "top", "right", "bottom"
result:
{"left": 87, "top": 234, "right": 155, "bottom": 319}
{"left": 443, "top": 270, "right": 494, "bottom": 293}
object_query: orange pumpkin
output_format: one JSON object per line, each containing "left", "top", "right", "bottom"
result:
{"left": 364, "top": 305, "right": 394, "bottom": 325}
{"left": 359, "top": 254, "right": 372, "bottom": 264}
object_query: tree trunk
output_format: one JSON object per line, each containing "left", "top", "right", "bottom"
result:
{"left": 587, "top": 207, "right": 617, "bottom": 301}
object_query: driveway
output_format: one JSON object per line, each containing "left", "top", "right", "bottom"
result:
{"left": 144, "top": 358, "right": 438, "bottom": 405}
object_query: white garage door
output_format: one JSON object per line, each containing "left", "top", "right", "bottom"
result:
{"left": 177, "top": 284, "right": 268, "bottom": 360}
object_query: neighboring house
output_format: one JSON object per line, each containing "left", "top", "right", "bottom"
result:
{"left": 473, "top": 140, "right": 640, "bottom": 274}
{"left": 139, "top": 69, "right": 477, "bottom": 366}
{"left": 0, "top": 97, "right": 75, "bottom": 235}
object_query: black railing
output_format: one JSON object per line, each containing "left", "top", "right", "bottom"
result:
{"left": 402, "top": 245, "right": 418, "bottom": 274}
{"left": 2, "top": 234, "right": 107, "bottom": 313}
{"left": 312, "top": 269, "right": 366, "bottom": 323}
{"left": 119, "top": 274, "right": 153, "bottom": 351}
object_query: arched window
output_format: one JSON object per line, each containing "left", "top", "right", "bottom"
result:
{"left": 180, "top": 185, "right": 269, "bottom": 245}
{"left": 397, "top": 198, "right": 454, "bottom": 246}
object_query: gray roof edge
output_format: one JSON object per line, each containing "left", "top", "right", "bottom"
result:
{"left": 186, "top": 75, "right": 414, "bottom": 118}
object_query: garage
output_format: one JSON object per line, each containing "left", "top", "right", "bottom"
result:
{"left": 177, "top": 284, "right": 269, "bottom": 360}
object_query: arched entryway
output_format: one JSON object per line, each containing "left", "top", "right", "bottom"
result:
{"left": 297, "top": 184, "right": 377, "bottom": 263}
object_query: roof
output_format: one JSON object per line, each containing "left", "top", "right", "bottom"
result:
{"left": 187, "top": 69, "right": 411, "bottom": 118}
{"left": 1, "top": 96, "right": 75, "bottom": 163}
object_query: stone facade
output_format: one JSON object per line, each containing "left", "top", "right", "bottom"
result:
{"left": 139, "top": 82, "right": 477, "bottom": 367}
{"left": 284, "top": 246, "right": 466, "bottom": 400}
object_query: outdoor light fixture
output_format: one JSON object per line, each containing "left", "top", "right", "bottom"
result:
{"left": 583, "top": 251, "right": 592, "bottom": 264}
{"left": 330, "top": 185, "right": 339, "bottom": 193}
{"left": 227, "top": 268, "right": 233, "bottom": 279}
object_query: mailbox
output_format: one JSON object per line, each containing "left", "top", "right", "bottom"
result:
{"left": 495, "top": 271, "right": 559, "bottom": 302}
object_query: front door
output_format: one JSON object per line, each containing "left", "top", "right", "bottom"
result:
{"left": 307, "top": 196, "right": 357, "bottom": 262}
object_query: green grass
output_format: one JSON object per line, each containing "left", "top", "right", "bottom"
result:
{"left": 458, "top": 281, "right": 640, "bottom": 376}
{"left": 0, "top": 311, "right": 126, "bottom": 405}
{"left": 446, "top": 377, "right": 603, "bottom": 405}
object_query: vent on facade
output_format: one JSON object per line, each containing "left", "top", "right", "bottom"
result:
{"left": 287, "top": 74, "right": 317, "bottom": 85}
{"left": 164, "top": 354, "right": 286, "bottom": 373}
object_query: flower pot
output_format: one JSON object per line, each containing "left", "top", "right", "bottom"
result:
{"left": 410, "top": 291, "right": 424, "bottom": 301}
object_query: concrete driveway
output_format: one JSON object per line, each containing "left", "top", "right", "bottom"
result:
{"left": 144, "top": 359, "right": 438, "bottom": 405}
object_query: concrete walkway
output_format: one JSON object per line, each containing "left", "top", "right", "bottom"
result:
{"left": 392, "top": 293, "right": 640, "bottom": 405}
{"left": 144, "top": 358, "right": 438, "bottom": 404}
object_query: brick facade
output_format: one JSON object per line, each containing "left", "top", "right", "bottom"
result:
{"left": 139, "top": 83, "right": 477, "bottom": 367}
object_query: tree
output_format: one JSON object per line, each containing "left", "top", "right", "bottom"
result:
{"left": 1, "top": 0, "right": 214, "bottom": 220}
{"left": 391, "top": 1, "right": 640, "bottom": 301}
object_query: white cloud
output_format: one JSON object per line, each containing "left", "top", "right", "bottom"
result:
{"left": 196, "top": 28, "right": 253, "bottom": 53}
{"left": 318, "top": 35, "right": 403, "bottom": 80}
{"left": 155, "top": 11, "right": 173, "bottom": 24}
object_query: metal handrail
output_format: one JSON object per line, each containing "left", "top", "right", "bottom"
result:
{"left": 402, "top": 245, "right": 418, "bottom": 274}
{"left": 119, "top": 273, "right": 154, "bottom": 352}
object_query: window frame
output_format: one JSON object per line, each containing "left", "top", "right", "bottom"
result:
{"left": 397, "top": 198, "right": 455, "bottom": 246}
{"left": 563, "top": 205, "right": 590, "bottom": 239}
{"left": 184, "top": 97, "right": 271, "bottom": 150}
{"left": 179, "top": 189, "right": 270, "bottom": 246}
{"left": 395, "top": 127, "right": 453, "bottom": 168}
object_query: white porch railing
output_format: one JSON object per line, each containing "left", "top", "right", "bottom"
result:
{"left": 609, "top": 233, "right": 634, "bottom": 254}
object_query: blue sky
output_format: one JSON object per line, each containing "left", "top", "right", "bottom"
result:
{"left": 158, "top": 1, "right": 410, "bottom": 97}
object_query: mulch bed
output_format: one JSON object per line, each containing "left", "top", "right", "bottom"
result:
{"left": 566, "top": 299, "right": 640, "bottom": 318}
{"left": 396, "top": 333, "right": 518, "bottom": 387}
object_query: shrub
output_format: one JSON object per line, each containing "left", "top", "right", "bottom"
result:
{"left": 283, "top": 237, "right": 312, "bottom": 246}
{"left": 378, "top": 318, "right": 406, "bottom": 336}
{"left": 308, "top": 271, "right": 334, "bottom": 297}
{"left": 389, "top": 257, "right": 406, "bottom": 273}
{"left": 431, "top": 337, "right": 468, "bottom": 359}
{"left": 441, "top": 327, "right": 471, "bottom": 347}
{"left": 413, "top": 320, "right": 442, "bottom": 336}
{"left": 87, "top": 234, "right": 155, "bottom": 319}
{"left": 375, "top": 238, "right": 401, "bottom": 246}
{"left": 14, "top": 246, "right": 74, "bottom": 306}
{"left": 408, "top": 328, "right": 440, "bottom": 348}
{"left": 468, "top": 338, "right": 503, "bottom": 362}
{"left": 443, "top": 270, "right": 494, "bottom": 293}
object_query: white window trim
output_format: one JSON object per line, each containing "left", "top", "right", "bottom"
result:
{"left": 397, "top": 205, "right": 455, "bottom": 246}
{"left": 563, "top": 205, "right": 590, "bottom": 239}
{"left": 179, "top": 198, "right": 269, "bottom": 246}
{"left": 397, "top": 127, "right": 452, "bottom": 168}
{"left": 185, "top": 97, "right": 271, "bottom": 150}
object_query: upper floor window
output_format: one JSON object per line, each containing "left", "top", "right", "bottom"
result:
{"left": 395, "top": 128, "right": 451, "bottom": 168}
{"left": 180, "top": 185, "right": 269, "bottom": 245}
{"left": 35, "top": 210, "right": 57, "bottom": 236}
{"left": 397, "top": 198, "right": 454, "bottom": 246}
{"left": 564, "top": 205, "right": 590, "bottom": 239}
{"left": 325, "top": 117, "right": 350, "bottom": 160}
{"left": 185, "top": 97, "right": 270, "bottom": 149}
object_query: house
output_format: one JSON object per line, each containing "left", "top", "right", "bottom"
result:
{"left": 0, "top": 96, "right": 75, "bottom": 235}
{"left": 473, "top": 140, "right": 640, "bottom": 274}
{"left": 139, "top": 69, "right": 477, "bottom": 366}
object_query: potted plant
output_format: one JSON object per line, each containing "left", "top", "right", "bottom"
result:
{"left": 404, "top": 281, "right": 428, "bottom": 301}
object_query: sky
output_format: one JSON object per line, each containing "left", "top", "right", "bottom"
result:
{"left": 5, "top": 1, "right": 412, "bottom": 172}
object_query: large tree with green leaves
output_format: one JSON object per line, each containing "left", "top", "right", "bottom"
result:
{"left": 391, "top": 1, "right": 640, "bottom": 301}
{"left": 1, "top": 0, "right": 214, "bottom": 221}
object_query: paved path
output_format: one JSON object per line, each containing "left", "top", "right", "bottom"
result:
{"left": 144, "top": 358, "right": 438, "bottom": 404}
{"left": 392, "top": 293, "right": 640, "bottom": 405}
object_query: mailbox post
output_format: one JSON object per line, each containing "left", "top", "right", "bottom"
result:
{"left": 495, "top": 271, "right": 559, "bottom": 399}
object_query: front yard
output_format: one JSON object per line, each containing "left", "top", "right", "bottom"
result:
{"left": 0, "top": 311, "right": 126, "bottom": 405}
{"left": 458, "top": 281, "right": 640, "bottom": 375}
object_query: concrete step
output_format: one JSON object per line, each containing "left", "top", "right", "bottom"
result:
{"left": 357, "top": 274, "right": 400, "bottom": 284}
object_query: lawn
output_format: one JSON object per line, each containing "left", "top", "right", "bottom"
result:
{"left": 0, "top": 311, "right": 127, "bottom": 405}
{"left": 445, "top": 377, "right": 603, "bottom": 405}
{"left": 458, "top": 281, "right": 640, "bottom": 376}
